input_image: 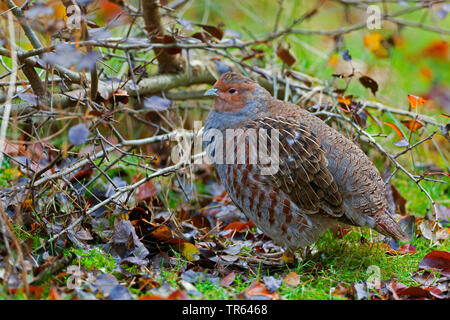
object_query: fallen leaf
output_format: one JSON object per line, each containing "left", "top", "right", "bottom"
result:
{"left": 398, "top": 216, "right": 416, "bottom": 241}
{"left": 18, "top": 92, "right": 38, "bottom": 105}
{"left": 109, "top": 285, "right": 133, "bottom": 300}
{"left": 395, "top": 286, "right": 433, "bottom": 299}
{"left": 352, "top": 281, "right": 368, "bottom": 300}
{"left": 263, "top": 276, "right": 282, "bottom": 293}
{"left": 179, "top": 242, "right": 200, "bottom": 262}
{"left": 419, "top": 251, "right": 450, "bottom": 276}
{"left": 434, "top": 204, "right": 450, "bottom": 228}
{"left": 281, "top": 253, "right": 294, "bottom": 264}
{"left": 49, "top": 287, "right": 61, "bottom": 300}
{"left": 139, "top": 289, "right": 190, "bottom": 300}
{"left": 137, "top": 181, "right": 157, "bottom": 202}
{"left": 180, "top": 270, "right": 219, "bottom": 285}
{"left": 242, "top": 281, "right": 280, "bottom": 300}
{"left": 9, "top": 286, "right": 43, "bottom": 299}
{"left": 283, "top": 271, "right": 300, "bottom": 287}
{"left": 220, "top": 272, "right": 236, "bottom": 287}
{"left": 151, "top": 225, "right": 173, "bottom": 242}
{"left": 223, "top": 221, "right": 254, "bottom": 234}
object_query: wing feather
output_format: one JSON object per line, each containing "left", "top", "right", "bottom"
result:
{"left": 247, "top": 116, "right": 345, "bottom": 217}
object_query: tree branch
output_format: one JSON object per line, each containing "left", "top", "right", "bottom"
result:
{"left": 142, "top": 0, "right": 186, "bottom": 74}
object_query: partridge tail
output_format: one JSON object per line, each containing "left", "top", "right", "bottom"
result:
{"left": 374, "top": 209, "right": 408, "bottom": 241}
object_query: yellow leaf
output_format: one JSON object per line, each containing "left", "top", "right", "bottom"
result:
{"left": 51, "top": 3, "right": 67, "bottom": 20}
{"left": 328, "top": 54, "right": 338, "bottom": 67}
{"left": 180, "top": 243, "right": 200, "bottom": 261}
{"left": 363, "top": 32, "right": 389, "bottom": 58}
{"left": 281, "top": 253, "right": 294, "bottom": 264}
{"left": 3, "top": 168, "right": 22, "bottom": 180}
{"left": 363, "top": 32, "right": 383, "bottom": 52}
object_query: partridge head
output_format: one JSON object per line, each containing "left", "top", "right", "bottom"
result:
{"left": 204, "top": 72, "right": 407, "bottom": 253}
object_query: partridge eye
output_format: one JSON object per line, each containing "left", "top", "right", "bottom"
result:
{"left": 228, "top": 88, "right": 237, "bottom": 94}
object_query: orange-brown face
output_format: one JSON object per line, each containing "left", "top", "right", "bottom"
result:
{"left": 205, "top": 73, "right": 259, "bottom": 113}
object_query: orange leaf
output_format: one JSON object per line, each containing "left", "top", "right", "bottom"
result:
{"left": 369, "top": 242, "right": 398, "bottom": 255}
{"left": 337, "top": 95, "right": 353, "bottom": 112}
{"left": 419, "top": 67, "right": 432, "bottom": 80}
{"left": 9, "top": 286, "right": 43, "bottom": 299}
{"left": 139, "top": 289, "right": 190, "bottom": 300}
{"left": 243, "top": 281, "right": 279, "bottom": 300}
{"left": 421, "top": 41, "right": 448, "bottom": 59}
{"left": 337, "top": 95, "right": 352, "bottom": 106}
{"left": 401, "top": 120, "right": 423, "bottom": 132}
{"left": 97, "top": 0, "right": 128, "bottom": 24}
{"left": 364, "top": 33, "right": 383, "bottom": 51}
{"left": 50, "top": 2, "right": 67, "bottom": 20}
{"left": 407, "top": 95, "right": 427, "bottom": 109}
{"left": 328, "top": 54, "right": 338, "bottom": 67}
{"left": 49, "top": 287, "right": 62, "bottom": 300}
{"left": 151, "top": 225, "right": 173, "bottom": 241}
{"left": 224, "top": 221, "right": 254, "bottom": 232}
{"left": 283, "top": 271, "right": 300, "bottom": 287}
{"left": 384, "top": 122, "right": 404, "bottom": 139}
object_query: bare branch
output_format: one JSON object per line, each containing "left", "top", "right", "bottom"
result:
{"left": 142, "top": 0, "right": 186, "bottom": 74}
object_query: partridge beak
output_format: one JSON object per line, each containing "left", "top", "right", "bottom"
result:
{"left": 204, "top": 88, "right": 219, "bottom": 97}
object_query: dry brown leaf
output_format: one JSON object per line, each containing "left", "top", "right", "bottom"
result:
{"left": 283, "top": 271, "right": 300, "bottom": 287}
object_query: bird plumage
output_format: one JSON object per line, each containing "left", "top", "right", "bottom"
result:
{"left": 204, "top": 72, "right": 407, "bottom": 252}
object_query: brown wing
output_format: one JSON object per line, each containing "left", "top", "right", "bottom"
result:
{"left": 246, "top": 116, "right": 345, "bottom": 217}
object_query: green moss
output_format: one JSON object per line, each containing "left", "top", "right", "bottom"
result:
{"left": 71, "top": 248, "right": 116, "bottom": 273}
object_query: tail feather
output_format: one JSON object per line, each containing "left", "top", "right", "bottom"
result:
{"left": 375, "top": 210, "right": 408, "bottom": 241}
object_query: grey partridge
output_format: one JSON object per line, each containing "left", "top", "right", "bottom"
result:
{"left": 203, "top": 72, "right": 407, "bottom": 253}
